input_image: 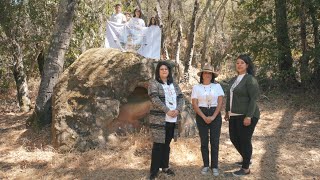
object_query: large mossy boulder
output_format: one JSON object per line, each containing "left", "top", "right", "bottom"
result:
{"left": 52, "top": 48, "right": 156, "bottom": 152}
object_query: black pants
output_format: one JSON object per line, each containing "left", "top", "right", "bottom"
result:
{"left": 229, "top": 115, "right": 258, "bottom": 169}
{"left": 150, "top": 122, "right": 175, "bottom": 175}
{"left": 196, "top": 107, "right": 222, "bottom": 168}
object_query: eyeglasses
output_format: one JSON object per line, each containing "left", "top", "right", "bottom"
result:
{"left": 160, "top": 68, "right": 168, "bottom": 71}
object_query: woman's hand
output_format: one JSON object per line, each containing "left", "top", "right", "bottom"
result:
{"left": 209, "top": 115, "right": 217, "bottom": 122}
{"left": 172, "top": 110, "right": 180, "bottom": 117}
{"left": 167, "top": 110, "right": 179, "bottom": 117}
{"left": 203, "top": 117, "right": 211, "bottom": 124}
{"left": 224, "top": 112, "right": 230, "bottom": 121}
{"left": 166, "top": 110, "right": 175, "bottom": 117}
{"left": 243, "top": 117, "right": 251, "bottom": 126}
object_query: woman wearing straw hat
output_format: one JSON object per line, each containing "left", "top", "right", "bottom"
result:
{"left": 191, "top": 63, "right": 224, "bottom": 176}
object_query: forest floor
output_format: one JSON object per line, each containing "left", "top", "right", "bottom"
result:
{"left": 0, "top": 87, "right": 320, "bottom": 180}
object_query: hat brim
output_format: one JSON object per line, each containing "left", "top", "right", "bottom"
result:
{"left": 197, "top": 70, "right": 219, "bottom": 78}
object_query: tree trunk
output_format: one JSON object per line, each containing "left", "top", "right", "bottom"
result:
{"left": 308, "top": 0, "right": 320, "bottom": 83}
{"left": 155, "top": 0, "right": 169, "bottom": 59}
{"left": 184, "top": 0, "right": 199, "bottom": 75}
{"left": 167, "top": 0, "right": 173, "bottom": 59}
{"left": 37, "top": 50, "right": 45, "bottom": 77}
{"left": 12, "top": 39, "right": 31, "bottom": 112}
{"left": 200, "top": 0, "right": 228, "bottom": 66}
{"left": 0, "top": 1, "right": 31, "bottom": 112}
{"left": 176, "top": 0, "right": 187, "bottom": 37}
{"left": 196, "top": 0, "right": 213, "bottom": 29}
{"left": 176, "top": 0, "right": 185, "bottom": 18}
{"left": 200, "top": 12, "right": 214, "bottom": 67}
{"left": 175, "top": 20, "right": 182, "bottom": 65}
{"left": 29, "top": 0, "right": 78, "bottom": 128}
{"left": 299, "top": 0, "right": 310, "bottom": 85}
{"left": 274, "top": 0, "right": 295, "bottom": 83}
{"left": 174, "top": 20, "right": 183, "bottom": 82}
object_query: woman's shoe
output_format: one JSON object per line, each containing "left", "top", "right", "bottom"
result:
{"left": 149, "top": 173, "right": 158, "bottom": 180}
{"left": 212, "top": 168, "right": 219, "bottom": 176}
{"left": 201, "top": 167, "right": 209, "bottom": 175}
{"left": 162, "top": 168, "right": 175, "bottom": 176}
{"left": 232, "top": 168, "right": 250, "bottom": 177}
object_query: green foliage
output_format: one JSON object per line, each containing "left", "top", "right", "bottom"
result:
{"left": 229, "top": 0, "right": 320, "bottom": 88}
{"left": 1, "top": 0, "right": 319, "bottom": 92}
{"left": 230, "top": 0, "right": 277, "bottom": 70}
{"left": 65, "top": 0, "right": 107, "bottom": 67}
{"left": 65, "top": 1, "right": 137, "bottom": 68}
{"left": 0, "top": 0, "right": 58, "bottom": 91}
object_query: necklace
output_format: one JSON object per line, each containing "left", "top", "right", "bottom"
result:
{"left": 230, "top": 74, "right": 245, "bottom": 92}
{"left": 230, "top": 79, "right": 240, "bottom": 92}
{"left": 163, "top": 84, "right": 175, "bottom": 106}
{"left": 202, "top": 84, "right": 213, "bottom": 108}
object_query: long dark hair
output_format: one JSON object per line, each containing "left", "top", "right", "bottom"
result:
{"left": 155, "top": 61, "right": 173, "bottom": 85}
{"left": 133, "top": 8, "right": 142, "bottom": 18}
{"left": 148, "top": 17, "right": 158, "bottom": 26}
{"left": 237, "top": 54, "right": 255, "bottom": 76}
{"left": 199, "top": 72, "right": 216, "bottom": 84}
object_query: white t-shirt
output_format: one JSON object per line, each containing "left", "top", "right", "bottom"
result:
{"left": 229, "top": 74, "right": 245, "bottom": 116}
{"left": 191, "top": 83, "right": 225, "bottom": 108}
{"left": 128, "top": 17, "right": 146, "bottom": 28}
{"left": 110, "top": 13, "right": 127, "bottom": 24}
{"left": 161, "top": 83, "right": 177, "bottom": 123}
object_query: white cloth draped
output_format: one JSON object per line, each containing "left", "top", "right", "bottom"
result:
{"left": 105, "top": 21, "right": 161, "bottom": 60}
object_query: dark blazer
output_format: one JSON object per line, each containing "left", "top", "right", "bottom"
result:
{"left": 226, "top": 74, "right": 260, "bottom": 119}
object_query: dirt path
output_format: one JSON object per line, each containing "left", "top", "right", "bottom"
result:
{"left": 0, "top": 93, "right": 319, "bottom": 180}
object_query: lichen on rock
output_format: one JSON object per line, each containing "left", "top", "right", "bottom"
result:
{"left": 52, "top": 48, "right": 156, "bottom": 152}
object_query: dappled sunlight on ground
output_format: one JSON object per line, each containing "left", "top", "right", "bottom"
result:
{"left": 0, "top": 92, "right": 319, "bottom": 179}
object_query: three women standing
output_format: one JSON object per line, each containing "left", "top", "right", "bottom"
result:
{"left": 147, "top": 55, "right": 259, "bottom": 178}
{"left": 191, "top": 63, "right": 225, "bottom": 176}
{"left": 148, "top": 61, "right": 184, "bottom": 179}
{"left": 225, "top": 54, "right": 260, "bottom": 176}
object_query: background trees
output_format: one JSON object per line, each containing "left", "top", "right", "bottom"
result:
{"left": 0, "top": 0, "right": 58, "bottom": 112}
{"left": 29, "top": 0, "right": 79, "bottom": 127}
{"left": 0, "top": 0, "right": 319, "bottom": 126}
{"left": 231, "top": 0, "right": 320, "bottom": 88}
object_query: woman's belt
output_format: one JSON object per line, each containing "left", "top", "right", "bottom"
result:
{"left": 199, "top": 106, "right": 217, "bottom": 109}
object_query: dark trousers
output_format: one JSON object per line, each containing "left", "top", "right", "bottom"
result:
{"left": 150, "top": 122, "right": 175, "bottom": 175}
{"left": 196, "top": 107, "right": 222, "bottom": 168}
{"left": 229, "top": 115, "right": 258, "bottom": 169}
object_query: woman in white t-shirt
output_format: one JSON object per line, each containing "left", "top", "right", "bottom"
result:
{"left": 191, "top": 63, "right": 224, "bottom": 177}
{"left": 126, "top": 8, "right": 146, "bottom": 51}
{"left": 128, "top": 8, "right": 146, "bottom": 28}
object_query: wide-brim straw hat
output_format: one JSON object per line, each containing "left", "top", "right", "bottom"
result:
{"left": 197, "top": 63, "right": 219, "bottom": 77}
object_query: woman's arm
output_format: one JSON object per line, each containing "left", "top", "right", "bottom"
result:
{"left": 225, "top": 78, "right": 234, "bottom": 121}
{"left": 148, "top": 80, "right": 170, "bottom": 113}
{"left": 242, "top": 77, "right": 259, "bottom": 126}
{"left": 209, "top": 96, "right": 223, "bottom": 121}
{"left": 225, "top": 81, "right": 231, "bottom": 112}
{"left": 192, "top": 98, "right": 210, "bottom": 123}
{"left": 246, "top": 76, "right": 259, "bottom": 118}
